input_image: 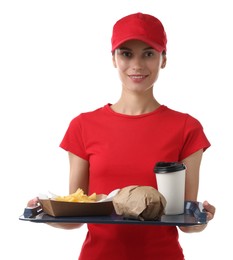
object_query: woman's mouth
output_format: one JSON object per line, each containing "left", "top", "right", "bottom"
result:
{"left": 128, "top": 75, "right": 148, "bottom": 83}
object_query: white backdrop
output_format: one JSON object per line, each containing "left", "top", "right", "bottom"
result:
{"left": 1, "top": 0, "right": 232, "bottom": 259}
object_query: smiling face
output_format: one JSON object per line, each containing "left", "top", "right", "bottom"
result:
{"left": 112, "top": 40, "right": 166, "bottom": 94}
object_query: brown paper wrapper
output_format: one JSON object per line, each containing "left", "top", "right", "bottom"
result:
{"left": 113, "top": 185, "right": 166, "bottom": 221}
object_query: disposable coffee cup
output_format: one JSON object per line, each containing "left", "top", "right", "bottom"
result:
{"left": 154, "top": 162, "right": 186, "bottom": 215}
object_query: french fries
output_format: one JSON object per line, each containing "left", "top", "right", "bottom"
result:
{"left": 54, "top": 188, "right": 97, "bottom": 203}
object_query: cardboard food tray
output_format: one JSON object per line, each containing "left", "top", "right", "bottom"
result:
{"left": 19, "top": 201, "right": 207, "bottom": 226}
{"left": 37, "top": 194, "right": 113, "bottom": 217}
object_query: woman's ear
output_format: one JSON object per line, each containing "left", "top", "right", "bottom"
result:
{"left": 112, "top": 53, "right": 117, "bottom": 68}
{"left": 161, "top": 55, "right": 167, "bottom": 69}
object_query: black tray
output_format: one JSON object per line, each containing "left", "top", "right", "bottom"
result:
{"left": 19, "top": 201, "right": 207, "bottom": 226}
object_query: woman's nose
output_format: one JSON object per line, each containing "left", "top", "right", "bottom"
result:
{"left": 131, "top": 57, "right": 144, "bottom": 71}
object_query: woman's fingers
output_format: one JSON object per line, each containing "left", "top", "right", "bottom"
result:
{"left": 203, "top": 200, "right": 216, "bottom": 221}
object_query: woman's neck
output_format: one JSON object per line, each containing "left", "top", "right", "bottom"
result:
{"left": 111, "top": 92, "right": 160, "bottom": 115}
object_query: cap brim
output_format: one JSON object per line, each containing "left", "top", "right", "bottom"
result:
{"left": 112, "top": 36, "right": 164, "bottom": 53}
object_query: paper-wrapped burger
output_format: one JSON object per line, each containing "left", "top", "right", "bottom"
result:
{"left": 113, "top": 185, "right": 166, "bottom": 221}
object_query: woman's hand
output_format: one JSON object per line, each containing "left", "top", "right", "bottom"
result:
{"left": 27, "top": 197, "right": 39, "bottom": 207}
{"left": 179, "top": 200, "right": 216, "bottom": 233}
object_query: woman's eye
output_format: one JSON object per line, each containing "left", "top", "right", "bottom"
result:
{"left": 122, "top": 51, "right": 132, "bottom": 57}
{"left": 144, "top": 51, "right": 154, "bottom": 57}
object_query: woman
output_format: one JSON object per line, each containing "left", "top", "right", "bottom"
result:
{"left": 28, "top": 12, "right": 215, "bottom": 260}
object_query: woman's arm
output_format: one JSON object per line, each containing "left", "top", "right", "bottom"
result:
{"left": 68, "top": 152, "right": 89, "bottom": 195}
{"left": 50, "top": 152, "right": 90, "bottom": 229}
{"left": 178, "top": 149, "right": 215, "bottom": 233}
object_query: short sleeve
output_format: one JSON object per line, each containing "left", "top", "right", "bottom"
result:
{"left": 179, "top": 115, "right": 211, "bottom": 160}
{"left": 59, "top": 115, "right": 89, "bottom": 160}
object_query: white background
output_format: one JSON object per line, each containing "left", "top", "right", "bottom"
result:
{"left": 1, "top": 0, "right": 232, "bottom": 259}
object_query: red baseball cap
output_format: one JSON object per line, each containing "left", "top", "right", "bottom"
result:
{"left": 111, "top": 12, "right": 167, "bottom": 53}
